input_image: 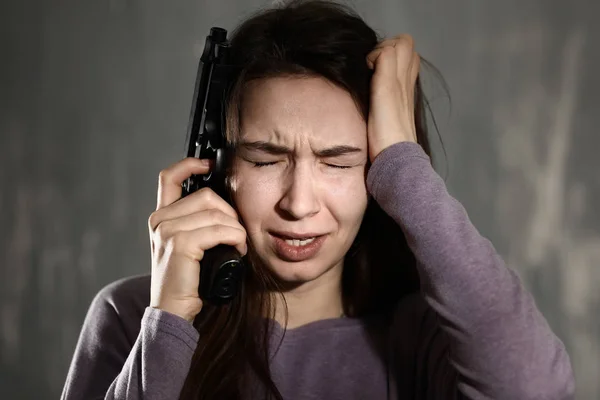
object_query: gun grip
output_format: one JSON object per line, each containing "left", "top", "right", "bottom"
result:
{"left": 199, "top": 244, "right": 245, "bottom": 305}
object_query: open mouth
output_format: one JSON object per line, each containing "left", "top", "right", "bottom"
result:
{"left": 269, "top": 232, "right": 327, "bottom": 261}
{"left": 270, "top": 232, "right": 324, "bottom": 246}
{"left": 280, "top": 237, "right": 317, "bottom": 247}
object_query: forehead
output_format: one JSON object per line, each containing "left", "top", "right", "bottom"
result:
{"left": 239, "top": 76, "right": 366, "bottom": 145}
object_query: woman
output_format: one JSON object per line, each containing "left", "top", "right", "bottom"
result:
{"left": 61, "top": 0, "right": 575, "bottom": 399}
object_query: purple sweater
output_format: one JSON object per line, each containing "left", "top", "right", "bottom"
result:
{"left": 61, "top": 142, "right": 575, "bottom": 399}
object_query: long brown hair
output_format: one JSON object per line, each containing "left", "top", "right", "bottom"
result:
{"left": 179, "top": 1, "right": 444, "bottom": 398}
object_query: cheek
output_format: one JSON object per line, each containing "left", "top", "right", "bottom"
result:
{"left": 327, "top": 176, "right": 369, "bottom": 222}
{"left": 327, "top": 173, "right": 368, "bottom": 199}
{"left": 230, "top": 170, "right": 280, "bottom": 226}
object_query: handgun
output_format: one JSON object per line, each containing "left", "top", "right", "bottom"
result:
{"left": 182, "top": 27, "right": 245, "bottom": 305}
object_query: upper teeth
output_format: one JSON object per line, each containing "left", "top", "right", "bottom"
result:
{"left": 285, "top": 237, "right": 316, "bottom": 246}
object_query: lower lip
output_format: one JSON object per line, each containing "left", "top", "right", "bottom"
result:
{"left": 271, "top": 234, "right": 327, "bottom": 262}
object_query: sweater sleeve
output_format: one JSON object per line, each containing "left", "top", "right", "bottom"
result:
{"left": 61, "top": 278, "right": 199, "bottom": 400}
{"left": 366, "top": 142, "right": 575, "bottom": 400}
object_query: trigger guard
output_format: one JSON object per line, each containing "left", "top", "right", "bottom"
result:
{"left": 201, "top": 148, "right": 225, "bottom": 184}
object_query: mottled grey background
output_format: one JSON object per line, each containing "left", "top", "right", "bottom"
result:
{"left": 1, "top": 0, "right": 598, "bottom": 399}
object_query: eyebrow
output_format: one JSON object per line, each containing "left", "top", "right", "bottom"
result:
{"left": 238, "top": 140, "right": 363, "bottom": 157}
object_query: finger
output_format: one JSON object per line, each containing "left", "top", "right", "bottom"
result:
{"left": 392, "top": 40, "right": 417, "bottom": 81}
{"left": 156, "top": 157, "right": 211, "bottom": 210}
{"left": 372, "top": 34, "right": 414, "bottom": 52}
{"left": 154, "top": 209, "right": 245, "bottom": 240}
{"left": 175, "top": 225, "right": 248, "bottom": 260}
{"left": 366, "top": 45, "right": 382, "bottom": 69}
{"left": 149, "top": 187, "right": 239, "bottom": 231}
{"left": 408, "top": 51, "right": 421, "bottom": 82}
{"left": 367, "top": 35, "right": 415, "bottom": 72}
{"left": 395, "top": 34, "right": 415, "bottom": 50}
{"left": 366, "top": 45, "right": 397, "bottom": 80}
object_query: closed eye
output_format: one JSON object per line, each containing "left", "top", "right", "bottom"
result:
{"left": 325, "top": 164, "right": 352, "bottom": 169}
{"left": 252, "top": 161, "right": 352, "bottom": 169}
{"left": 252, "top": 161, "right": 278, "bottom": 168}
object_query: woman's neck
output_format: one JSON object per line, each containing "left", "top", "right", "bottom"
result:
{"left": 271, "top": 266, "right": 345, "bottom": 329}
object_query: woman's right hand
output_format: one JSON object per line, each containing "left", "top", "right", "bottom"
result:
{"left": 147, "top": 157, "right": 248, "bottom": 323}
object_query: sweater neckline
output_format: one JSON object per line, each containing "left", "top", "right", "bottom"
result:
{"left": 266, "top": 313, "right": 384, "bottom": 340}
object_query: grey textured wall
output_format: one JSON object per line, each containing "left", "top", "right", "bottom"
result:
{"left": 1, "top": 0, "right": 598, "bottom": 398}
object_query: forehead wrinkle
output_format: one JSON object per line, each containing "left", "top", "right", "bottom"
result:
{"left": 243, "top": 121, "right": 365, "bottom": 160}
{"left": 240, "top": 77, "right": 366, "bottom": 157}
{"left": 272, "top": 127, "right": 328, "bottom": 158}
{"left": 256, "top": 107, "right": 315, "bottom": 152}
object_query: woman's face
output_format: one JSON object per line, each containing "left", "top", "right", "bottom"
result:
{"left": 231, "top": 76, "right": 369, "bottom": 285}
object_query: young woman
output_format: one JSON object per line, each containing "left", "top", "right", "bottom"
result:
{"left": 62, "top": 1, "right": 575, "bottom": 399}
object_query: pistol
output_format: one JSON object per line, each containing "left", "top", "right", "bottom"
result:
{"left": 182, "top": 27, "right": 244, "bottom": 305}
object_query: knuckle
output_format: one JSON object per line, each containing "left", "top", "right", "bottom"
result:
{"left": 207, "top": 208, "right": 223, "bottom": 224}
{"left": 236, "top": 229, "right": 247, "bottom": 242}
{"left": 381, "top": 45, "right": 395, "bottom": 55}
{"left": 199, "top": 187, "right": 216, "bottom": 203}
{"left": 212, "top": 224, "right": 226, "bottom": 237}
{"left": 397, "top": 33, "right": 413, "bottom": 45}
{"left": 229, "top": 225, "right": 244, "bottom": 240}
{"left": 158, "top": 169, "right": 169, "bottom": 185}
{"left": 148, "top": 211, "right": 160, "bottom": 231}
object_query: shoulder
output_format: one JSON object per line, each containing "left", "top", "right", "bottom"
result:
{"left": 94, "top": 274, "right": 151, "bottom": 310}
{"left": 86, "top": 274, "right": 151, "bottom": 343}
{"left": 63, "top": 275, "right": 153, "bottom": 397}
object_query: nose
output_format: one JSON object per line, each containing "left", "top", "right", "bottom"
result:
{"left": 277, "top": 163, "right": 321, "bottom": 220}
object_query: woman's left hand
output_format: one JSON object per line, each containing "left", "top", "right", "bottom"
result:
{"left": 366, "top": 34, "right": 420, "bottom": 163}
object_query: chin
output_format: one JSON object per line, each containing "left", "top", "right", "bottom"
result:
{"left": 266, "top": 256, "right": 341, "bottom": 287}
